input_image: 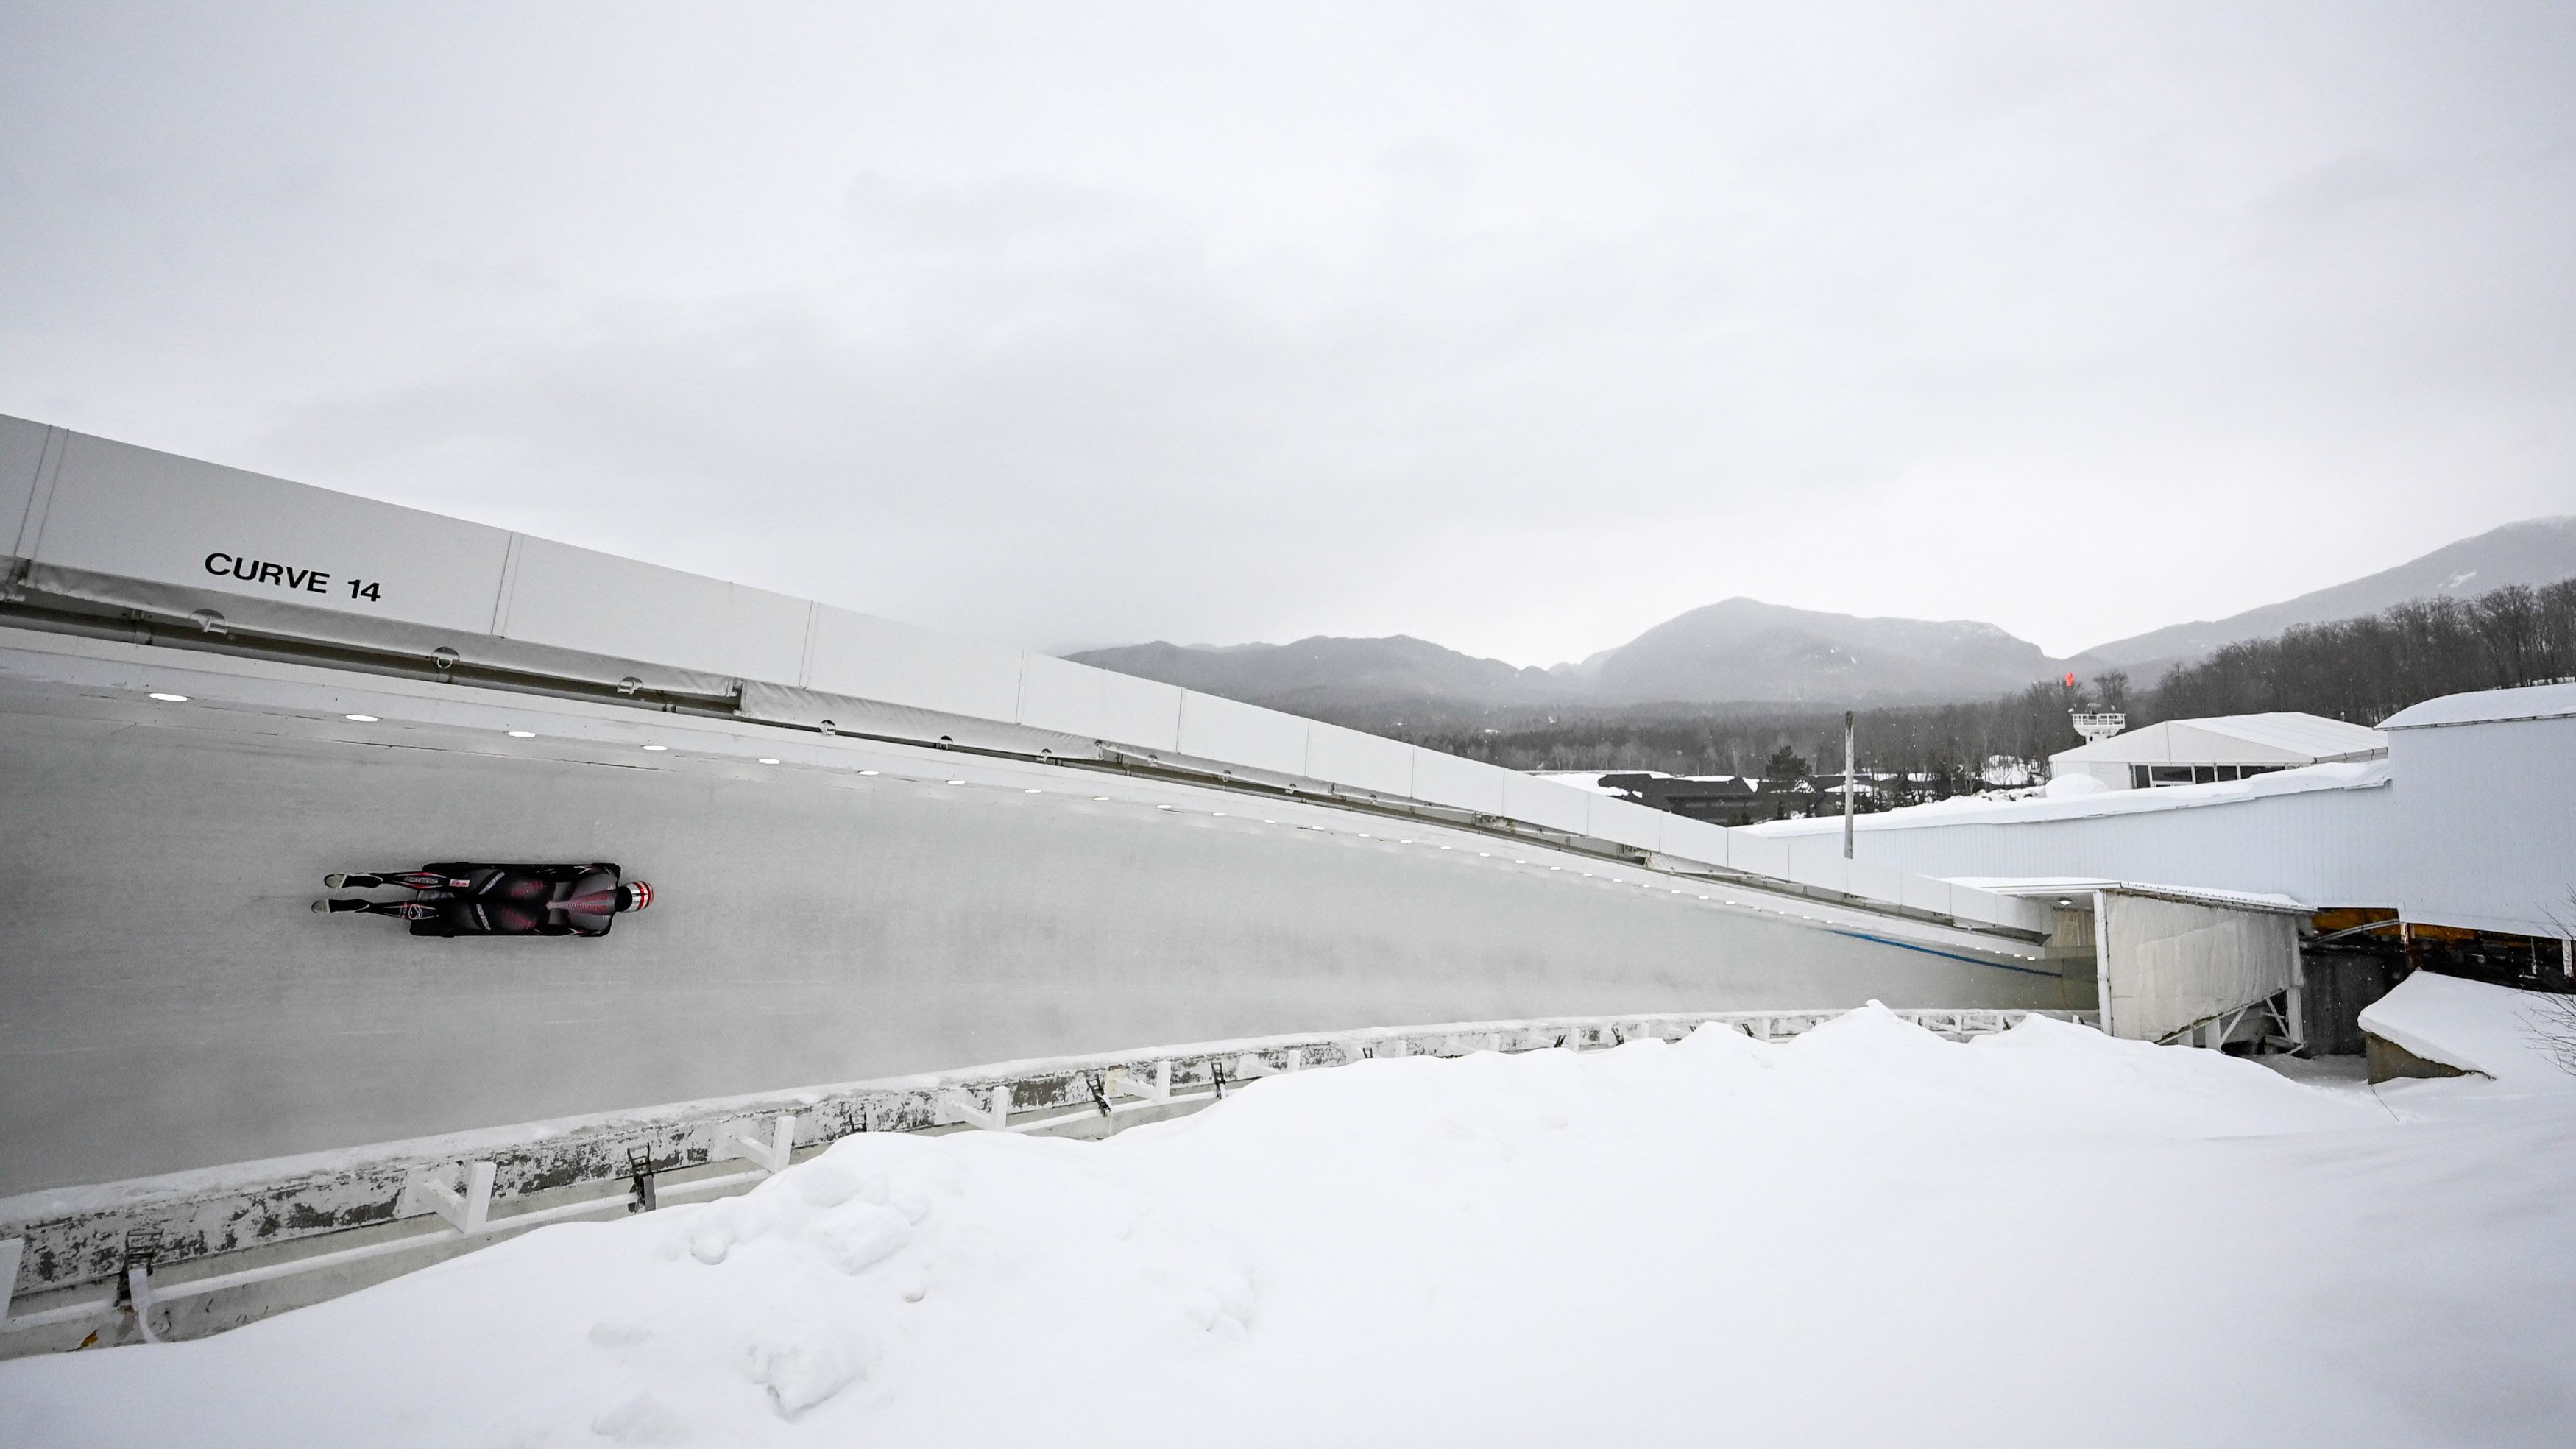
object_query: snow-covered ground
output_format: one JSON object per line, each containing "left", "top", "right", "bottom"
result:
{"left": 7, "top": 998, "right": 2574, "bottom": 1448}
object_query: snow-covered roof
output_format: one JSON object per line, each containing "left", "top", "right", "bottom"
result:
{"left": 2378, "top": 681, "right": 2576, "bottom": 731}
{"left": 1748, "top": 758, "right": 2390, "bottom": 837}
{"left": 2357, "top": 971, "right": 2574, "bottom": 1087}
{"left": 2051, "top": 712, "right": 2385, "bottom": 766}
{"left": 1950, "top": 877, "right": 2313, "bottom": 915}
{"left": 1523, "top": 771, "right": 1626, "bottom": 796}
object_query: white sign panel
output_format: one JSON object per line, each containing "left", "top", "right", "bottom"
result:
{"left": 30, "top": 431, "right": 513, "bottom": 636}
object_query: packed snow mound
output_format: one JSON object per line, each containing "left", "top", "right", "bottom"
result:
{"left": 2360, "top": 971, "right": 2576, "bottom": 1089}
{"left": 2045, "top": 770, "right": 2109, "bottom": 798}
{"left": 7, "top": 1011, "right": 2575, "bottom": 1448}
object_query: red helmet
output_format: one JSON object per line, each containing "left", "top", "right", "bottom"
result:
{"left": 620, "top": 881, "right": 654, "bottom": 912}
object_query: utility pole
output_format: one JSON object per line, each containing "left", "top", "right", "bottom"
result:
{"left": 1842, "top": 709, "right": 1855, "bottom": 860}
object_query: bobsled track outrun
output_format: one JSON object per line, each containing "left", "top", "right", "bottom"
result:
{"left": 0, "top": 412, "right": 2111, "bottom": 1350}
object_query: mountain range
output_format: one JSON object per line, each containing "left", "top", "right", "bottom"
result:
{"left": 2081, "top": 514, "right": 2576, "bottom": 670}
{"left": 1067, "top": 515, "right": 2576, "bottom": 725}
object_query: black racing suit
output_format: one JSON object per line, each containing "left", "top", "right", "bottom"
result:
{"left": 319, "top": 863, "right": 646, "bottom": 936}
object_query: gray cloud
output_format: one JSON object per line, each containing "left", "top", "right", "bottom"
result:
{"left": 3, "top": 1, "right": 2571, "bottom": 663}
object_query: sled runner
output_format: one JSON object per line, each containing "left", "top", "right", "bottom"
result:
{"left": 312, "top": 863, "right": 652, "bottom": 937}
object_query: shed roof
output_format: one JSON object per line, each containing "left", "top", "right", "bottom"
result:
{"left": 2051, "top": 712, "right": 2385, "bottom": 766}
{"left": 2378, "top": 681, "right": 2576, "bottom": 731}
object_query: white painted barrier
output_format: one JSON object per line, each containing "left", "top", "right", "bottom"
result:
{"left": 0, "top": 411, "right": 2053, "bottom": 940}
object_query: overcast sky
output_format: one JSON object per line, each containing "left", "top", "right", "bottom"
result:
{"left": 3, "top": 3, "right": 2569, "bottom": 665}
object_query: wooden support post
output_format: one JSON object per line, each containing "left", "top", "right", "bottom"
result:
{"left": 401, "top": 1161, "right": 496, "bottom": 1235}
{"left": 934, "top": 1086, "right": 1009, "bottom": 1131}
{"left": 1843, "top": 710, "right": 1856, "bottom": 860}
{"left": 714, "top": 1113, "right": 799, "bottom": 1174}
{"left": 1108, "top": 1060, "right": 1171, "bottom": 1102}
{"left": 2287, "top": 932, "right": 2308, "bottom": 1053}
{"left": 126, "top": 1262, "right": 159, "bottom": 1344}
{"left": 2092, "top": 890, "right": 2117, "bottom": 1040}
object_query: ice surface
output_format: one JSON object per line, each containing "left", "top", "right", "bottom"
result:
{"left": 5, "top": 1005, "right": 2573, "bottom": 1447}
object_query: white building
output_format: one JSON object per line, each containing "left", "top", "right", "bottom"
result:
{"left": 2049, "top": 712, "right": 2386, "bottom": 791}
{"left": 2378, "top": 681, "right": 2576, "bottom": 940}
{"left": 1753, "top": 684, "right": 2572, "bottom": 944}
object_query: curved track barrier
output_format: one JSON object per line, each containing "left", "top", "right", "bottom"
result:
{"left": 0, "top": 1005, "right": 2093, "bottom": 1356}
{"left": 0, "top": 627, "right": 2074, "bottom": 1199}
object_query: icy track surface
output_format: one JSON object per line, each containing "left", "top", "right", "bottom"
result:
{"left": 7, "top": 1005, "right": 2575, "bottom": 1448}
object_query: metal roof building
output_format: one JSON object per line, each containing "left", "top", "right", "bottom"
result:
{"left": 2050, "top": 712, "right": 2387, "bottom": 791}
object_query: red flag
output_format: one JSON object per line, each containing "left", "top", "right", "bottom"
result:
{"left": 2063, "top": 673, "right": 2075, "bottom": 687}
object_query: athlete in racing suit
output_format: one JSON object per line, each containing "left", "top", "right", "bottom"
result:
{"left": 313, "top": 863, "right": 653, "bottom": 937}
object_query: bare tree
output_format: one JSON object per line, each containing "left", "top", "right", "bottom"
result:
{"left": 2537, "top": 891, "right": 2576, "bottom": 1077}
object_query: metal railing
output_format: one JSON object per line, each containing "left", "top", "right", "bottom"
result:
{"left": 0, "top": 1005, "right": 2092, "bottom": 1356}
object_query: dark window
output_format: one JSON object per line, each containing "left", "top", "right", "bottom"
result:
{"left": 2131, "top": 765, "right": 2151, "bottom": 789}
{"left": 2148, "top": 765, "right": 2195, "bottom": 786}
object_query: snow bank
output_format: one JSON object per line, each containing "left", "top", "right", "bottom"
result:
{"left": 2360, "top": 971, "right": 2576, "bottom": 1089}
{"left": 7, "top": 1007, "right": 2574, "bottom": 1447}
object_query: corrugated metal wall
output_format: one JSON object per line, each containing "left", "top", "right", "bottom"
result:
{"left": 2388, "top": 714, "right": 2576, "bottom": 938}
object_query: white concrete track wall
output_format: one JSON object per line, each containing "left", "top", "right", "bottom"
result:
{"left": 0, "top": 630, "right": 2071, "bottom": 1197}
{"left": 0, "top": 412, "right": 2046, "bottom": 940}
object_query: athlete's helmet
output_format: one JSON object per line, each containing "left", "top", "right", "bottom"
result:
{"left": 620, "top": 881, "right": 654, "bottom": 913}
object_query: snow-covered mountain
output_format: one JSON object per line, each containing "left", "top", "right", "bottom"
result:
{"left": 1072, "top": 515, "right": 2576, "bottom": 721}
{"left": 2084, "top": 515, "right": 2576, "bottom": 670}
{"left": 1070, "top": 599, "right": 2098, "bottom": 720}
{"left": 1573, "top": 597, "right": 2095, "bottom": 706}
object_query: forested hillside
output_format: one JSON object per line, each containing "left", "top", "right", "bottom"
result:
{"left": 1392, "top": 580, "right": 2576, "bottom": 797}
